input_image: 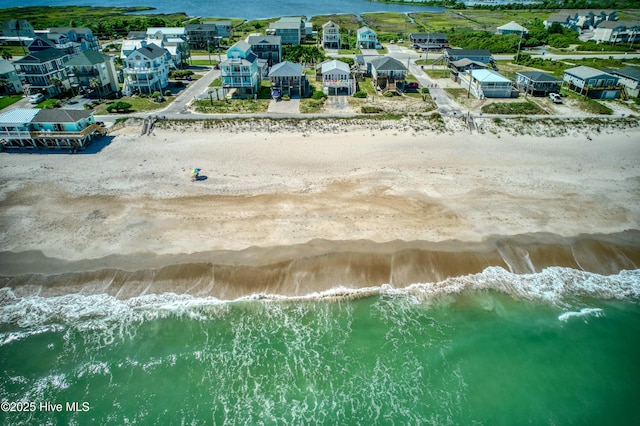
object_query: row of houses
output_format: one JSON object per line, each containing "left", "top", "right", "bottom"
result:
{"left": 440, "top": 47, "right": 639, "bottom": 100}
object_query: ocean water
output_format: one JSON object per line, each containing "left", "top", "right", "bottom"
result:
{"left": 1, "top": 266, "right": 640, "bottom": 425}
{"left": 2, "top": 0, "right": 444, "bottom": 20}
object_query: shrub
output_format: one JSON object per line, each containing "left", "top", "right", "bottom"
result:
{"left": 105, "top": 101, "right": 133, "bottom": 113}
{"left": 311, "top": 90, "right": 327, "bottom": 100}
{"left": 362, "top": 106, "right": 383, "bottom": 113}
{"left": 383, "top": 91, "right": 394, "bottom": 97}
{"left": 281, "top": 94, "right": 290, "bottom": 101}
{"left": 353, "top": 91, "right": 367, "bottom": 98}
{"left": 421, "top": 87, "right": 430, "bottom": 94}
{"left": 164, "top": 90, "right": 171, "bottom": 97}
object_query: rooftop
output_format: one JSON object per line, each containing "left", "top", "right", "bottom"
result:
{"left": 0, "top": 108, "right": 39, "bottom": 124}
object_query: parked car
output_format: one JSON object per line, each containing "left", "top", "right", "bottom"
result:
{"left": 29, "top": 93, "right": 45, "bottom": 104}
{"left": 405, "top": 82, "right": 420, "bottom": 90}
{"left": 549, "top": 93, "right": 562, "bottom": 104}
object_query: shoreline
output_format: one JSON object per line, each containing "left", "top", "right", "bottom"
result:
{"left": 1, "top": 120, "right": 639, "bottom": 299}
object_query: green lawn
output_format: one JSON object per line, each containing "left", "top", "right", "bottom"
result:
{"left": 481, "top": 101, "right": 547, "bottom": 115}
{"left": 0, "top": 95, "right": 23, "bottom": 110}
{"left": 192, "top": 98, "right": 270, "bottom": 114}
{"left": 361, "top": 12, "right": 417, "bottom": 35}
{"left": 92, "top": 96, "right": 170, "bottom": 114}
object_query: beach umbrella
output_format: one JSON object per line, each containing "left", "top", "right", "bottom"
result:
{"left": 192, "top": 168, "right": 202, "bottom": 174}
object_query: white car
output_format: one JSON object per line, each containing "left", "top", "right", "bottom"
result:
{"left": 549, "top": 93, "right": 562, "bottom": 104}
{"left": 29, "top": 93, "right": 45, "bottom": 104}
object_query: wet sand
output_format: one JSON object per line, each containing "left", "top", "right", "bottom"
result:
{"left": 1, "top": 118, "right": 639, "bottom": 299}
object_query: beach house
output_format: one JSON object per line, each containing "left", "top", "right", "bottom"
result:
{"left": 146, "top": 28, "right": 190, "bottom": 68}
{"left": 515, "top": 71, "right": 563, "bottom": 97}
{"left": 608, "top": 67, "right": 640, "bottom": 98}
{"left": 268, "top": 17, "right": 305, "bottom": 46}
{"left": 321, "top": 59, "right": 355, "bottom": 96}
{"left": 322, "top": 21, "right": 341, "bottom": 50}
{"left": 185, "top": 23, "right": 221, "bottom": 49}
{"left": 65, "top": 50, "right": 119, "bottom": 98}
{"left": 122, "top": 43, "right": 171, "bottom": 95}
{"left": 247, "top": 35, "right": 282, "bottom": 66}
{"left": 45, "top": 27, "right": 100, "bottom": 51}
{"left": 0, "top": 108, "right": 105, "bottom": 150}
{"left": 409, "top": 33, "right": 449, "bottom": 50}
{"left": 458, "top": 69, "right": 515, "bottom": 99}
{"left": 444, "top": 49, "right": 494, "bottom": 66}
{"left": 496, "top": 21, "right": 528, "bottom": 36}
{"left": 592, "top": 21, "right": 640, "bottom": 44}
{"left": 368, "top": 56, "right": 407, "bottom": 95}
{"left": 13, "top": 48, "right": 71, "bottom": 97}
{"left": 563, "top": 65, "right": 621, "bottom": 99}
{"left": 357, "top": 27, "right": 380, "bottom": 50}
{"left": 0, "top": 59, "right": 23, "bottom": 95}
{"left": 220, "top": 40, "right": 262, "bottom": 98}
{"left": 268, "top": 61, "right": 308, "bottom": 98}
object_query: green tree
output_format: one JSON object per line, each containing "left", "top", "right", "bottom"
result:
{"left": 90, "top": 78, "right": 102, "bottom": 99}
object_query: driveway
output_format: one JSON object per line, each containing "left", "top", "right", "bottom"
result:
{"left": 268, "top": 98, "right": 300, "bottom": 114}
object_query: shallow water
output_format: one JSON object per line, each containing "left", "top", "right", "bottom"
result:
{"left": 1, "top": 267, "right": 639, "bottom": 425}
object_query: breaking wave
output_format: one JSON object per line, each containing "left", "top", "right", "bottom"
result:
{"left": 0, "top": 266, "right": 638, "bottom": 330}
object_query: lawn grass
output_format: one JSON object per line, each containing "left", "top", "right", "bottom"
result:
{"left": 409, "top": 9, "right": 553, "bottom": 33}
{"left": 0, "top": 95, "right": 23, "bottom": 110}
{"left": 481, "top": 101, "right": 547, "bottom": 115}
{"left": 299, "top": 98, "right": 326, "bottom": 113}
{"left": 92, "top": 96, "right": 170, "bottom": 114}
{"left": 209, "top": 78, "right": 222, "bottom": 87}
{"left": 361, "top": 12, "right": 417, "bottom": 36}
{"left": 190, "top": 60, "right": 218, "bottom": 66}
{"left": 192, "top": 98, "right": 270, "bottom": 114}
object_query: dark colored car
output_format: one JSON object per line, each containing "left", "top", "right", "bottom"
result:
{"left": 405, "top": 82, "right": 419, "bottom": 90}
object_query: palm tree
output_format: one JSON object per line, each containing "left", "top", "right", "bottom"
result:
{"left": 89, "top": 78, "right": 101, "bottom": 100}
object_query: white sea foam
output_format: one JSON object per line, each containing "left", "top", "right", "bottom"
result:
{"left": 558, "top": 308, "right": 604, "bottom": 322}
{"left": 0, "top": 267, "right": 638, "bottom": 329}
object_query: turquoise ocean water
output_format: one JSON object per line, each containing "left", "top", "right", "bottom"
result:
{"left": 1, "top": 266, "right": 639, "bottom": 425}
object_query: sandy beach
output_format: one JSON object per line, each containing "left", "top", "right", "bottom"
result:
{"left": 1, "top": 117, "right": 639, "bottom": 298}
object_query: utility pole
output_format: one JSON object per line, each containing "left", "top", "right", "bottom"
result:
{"left": 515, "top": 30, "right": 523, "bottom": 64}
{"left": 207, "top": 39, "right": 212, "bottom": 65}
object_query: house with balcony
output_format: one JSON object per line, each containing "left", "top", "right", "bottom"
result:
{"left": 458, "top": 69, "right": 515, "bottom": 99}
{"left": 66, "top": 50, "right": 119, "bottom": 98}
{"left": 268, "top": 18, "right": 304, "bottom": 45}
{"left": 409, "top": 33, "right": 449, "bottom": 50}
{"left": 268, "top": 61, "right": 308, "bottom": 98}
{"left": 122, "top": 43, "right": 171, "bottom": 95}
{"left": 322, "top": 21, "right": 341, "bottom": 49}
{"left": 563, "top": 65, "right": 621, "bottom": 99}
{"left": 515, "top": 71, "right": 563, "bottom": 97}
{"left": 0, "top": 59, "right": 23, "bottom": 94}
{"left": 247, "top": 35, "right": 282, "bottom": 66}
{"left": 368, "top": 56, "right": 407, "bottom": 95}
{"left": 14, "top": 48, "right": 71, "bottom": 97}
{"left": 357, "top": 27, "right": 379, "bottom": 50}
{"left": 210, "top": 21, "right": 233, "bottom": 38}
{"left": 47, "top": 27, "right": 100, "bottom": 51}
{"left": 608, "top": 67, "right": 640, "bottom": 98}
{"left": 146, "top": 28, "right": 189, "bottom": 67}
{"left": 185, "top": 23, "right": 221, "bottom": 49}
{"left": 0, "top": 108, "right": 105, "bottom": 150}
{"left": 220, "top": 40, "right": 262, "bottom": 98}
{"left": 321, "top": 59, "right": 355, "bottom": 96}
{"left": 592, "top": 20, "right": 640, "bottom": 44}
